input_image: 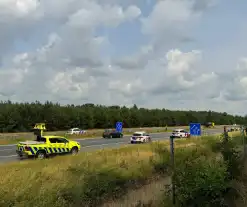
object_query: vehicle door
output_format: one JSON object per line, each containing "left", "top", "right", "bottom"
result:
{"left": 55, "top": 137, "right": 70, "bottom": 153}
{"left": 180, "top": 130, "right": 186, "bottom": 137}
{"left": 48, "top": 138, "right": 60, "bottom": 154}
{"left": 111, "top": 130, "right": 118, "bottom": 138}
{"left": 144, "top": 133, "right": 151, "bottom": 141}
{"left": 73, "top": 128, "right": 81, "bottom": 135}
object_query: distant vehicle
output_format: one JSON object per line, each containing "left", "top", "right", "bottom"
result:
{"left": 66, "top": 128, "right": 86, "bottom": 135}
{"left": 130, "top": 131, "right": 151, "bottom": 144}
{"left": 229, "top": 124, "right": 240, "bottom": 131}
{"left": 170, "top": 129, "right": 190, "bottom": 138}
{"left": 16, "top": 136, "right": 81, "bottom": 160}
{"left": 102, "top": 129, "right": 123, "bottom": 138}
{"left": 204, "top": 122, "right": 215, "bottom": 128}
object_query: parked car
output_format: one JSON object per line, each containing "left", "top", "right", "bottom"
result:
{"left": 170, "top": 129, "right": 190, "bottom": 138}
{"left": 102, "top": 129, "right": 123, "bottom": 138}
{"left": 66, "top": 128, "right": 86, "bottom": 135}
{"left": 130, "top": 131, "right": 151, "bottom": 144}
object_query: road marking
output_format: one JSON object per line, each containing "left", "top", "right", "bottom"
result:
{"left": 82, "top": 141, "right": 126, "bottom": 148}
{"left": 0, "top": 154, "right": 17, "bottom": 158}
{"left": 0, "top": 148, "right": 14, "bottom": 152}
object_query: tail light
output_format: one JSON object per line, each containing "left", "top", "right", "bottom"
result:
{"left": 24, "top": 146, "right": 30, "bottom": 151}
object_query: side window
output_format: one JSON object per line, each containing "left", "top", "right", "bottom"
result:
{"left": 49, "top": 138, "right": 57, "bottom": 143}
{"left": 40, "top": 137, "right": 46, "bottom": 142}
{"left": 56, "top": 138, "right": 69, "bottom": 143}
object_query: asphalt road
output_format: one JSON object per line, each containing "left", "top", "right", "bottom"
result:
{"left": 0, "top": 128, "right": 223, "bottom": 164}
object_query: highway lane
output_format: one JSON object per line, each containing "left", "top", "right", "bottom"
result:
{"left": 0, "top": 128, "right": 224, "bottom": 164}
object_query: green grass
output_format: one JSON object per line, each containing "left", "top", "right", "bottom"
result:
{"left": 0, "top": 132, "right": 231, "bottom": 207}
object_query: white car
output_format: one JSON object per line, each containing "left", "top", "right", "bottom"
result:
{"left": 130, "top": 131, "right": 151, "bottom": 144}
{"left": 171, "top": 129, "right": 190, "bottom": 138}
{"left": 66, "top": 128, "right": 86, "bottom": 135}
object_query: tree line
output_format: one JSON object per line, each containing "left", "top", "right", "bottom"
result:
{"left": 0, "top": 101, "right": 245, "bottom": 132}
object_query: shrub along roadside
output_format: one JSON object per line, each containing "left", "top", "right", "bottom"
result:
{"left": 0, "top": 134, "right": 240, "bottom": 207}
{"left": 161, "top": 134, "right": 245, "bottom": 207}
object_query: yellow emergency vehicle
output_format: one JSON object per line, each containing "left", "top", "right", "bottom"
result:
{"left": 16, "top": 123, "right": 81, "bottom": 159}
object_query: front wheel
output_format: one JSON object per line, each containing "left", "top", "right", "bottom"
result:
{"left": 71, "top": 147, "right": 78, "bottom": 155}
{"left": 36, "top": 151, "right": 46, "bottom": 160}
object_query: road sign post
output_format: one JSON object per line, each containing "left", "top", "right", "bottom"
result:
{"left": 170, "top": 136, "right": 176, "bottom": 204}
{"left": 115, "top": 122, "right": 123, "bottom": 133}
{"left": 189, "top": 123, "right": 201, "bottom": 136}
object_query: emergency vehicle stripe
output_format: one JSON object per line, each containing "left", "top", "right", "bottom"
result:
{"left": 49, "top": 148, "right": 53, "bottom": 153}
{"left": 44, "top": 147, "right": 48, "bottom": 153}
{"left": 62, "top": 148, "right": 65, "bottom": 152}
{"left": 34, "top": 147, "right": 38, "bottom": 152}
{"left": 58, "top": 148, "right": 61, "bottom": 153}
{"left": 53, "top": 148, "right": 57, "bottom": 153}
{"left": 29, "top": 147, "right": 35, "bottom": 155}
{"left": 66, "top": 148, "right": 69, "bottom": 152}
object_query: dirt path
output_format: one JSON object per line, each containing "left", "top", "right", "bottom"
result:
{"left": 101, "top": 177, "right": 170, "bottom": 207}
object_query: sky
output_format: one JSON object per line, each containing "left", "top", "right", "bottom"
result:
{"left": 0, "top": 0, "right": 247, "bottom": 115}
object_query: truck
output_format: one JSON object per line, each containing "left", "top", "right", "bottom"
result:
{"left": 16, "top": 135, "right": 81, "bottom": 159}
{"left": 16, "top": 123, "right": 81, "bottom": 159}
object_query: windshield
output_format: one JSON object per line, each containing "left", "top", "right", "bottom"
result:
{"left": 133, "top": 133, "right": 142, "bottom": 136}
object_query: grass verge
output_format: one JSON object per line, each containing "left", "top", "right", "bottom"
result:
{"left": 0, "top": 132, "right": 229, "bottom": 207}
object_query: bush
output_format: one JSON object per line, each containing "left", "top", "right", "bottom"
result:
{"left": 172, "top": 155, "right": 229, "bottom": 207}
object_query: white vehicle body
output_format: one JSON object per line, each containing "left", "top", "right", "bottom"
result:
{"left": 171, "top": 129, "right": 190, "bottom": 138}
{"left": 66, "top": 128, "right": 86, "bottom": 135}
{"left": 130, "top": 131, "right": 151, "bottom": 143}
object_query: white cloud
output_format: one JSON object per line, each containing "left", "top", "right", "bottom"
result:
{"left": 0, "top": 0, "right": 246, "bottom": 114}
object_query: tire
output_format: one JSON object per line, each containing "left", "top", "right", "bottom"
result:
{"left": 36, "top": 151, "right": 46, "bottom": 160}
{"left": 71, "top": 147, "right": 78, "bottom": 155}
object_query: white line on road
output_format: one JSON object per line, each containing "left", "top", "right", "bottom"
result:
{"left": 0, "top": 148, "right": 14, "bottom": 152}
{"left": 0, "top": 155, "right": 17, "bottom": 158}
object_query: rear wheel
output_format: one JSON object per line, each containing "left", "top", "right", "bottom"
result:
{"left": 71, "top": 147, "right": 78, "bottom": 155}
{"left": 36, "top": 151, "right": 46, "bottom": 160}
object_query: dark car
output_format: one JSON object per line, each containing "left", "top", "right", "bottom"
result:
{"left": 102, "top": 129, "right": 123, "bottom": 138}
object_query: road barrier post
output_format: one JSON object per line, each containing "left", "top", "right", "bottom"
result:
{"left": 223, "top": 126, "right": 228, "bottom": 143}
{"left": 170, "top": 136, "right": 175, "bottom": 204}
{"left": 241, "top": 126, "right": 246, "bottom": 159}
